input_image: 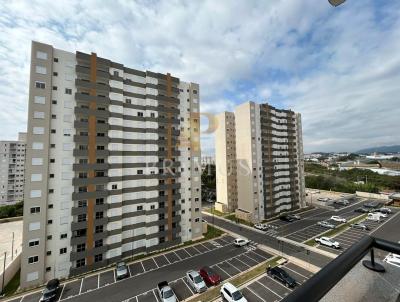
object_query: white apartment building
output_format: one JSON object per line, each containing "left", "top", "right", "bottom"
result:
{"left": 215, "top": 112, "right": 238, "bottom": 212}
{"left": 21, "top": 41, "right": 202, "bottom": 288}
{"left": 0, "top": 132, "right": 26, "bottom": 204}
{"left": 215, "top": 102, "right": 305, "bottom": 222}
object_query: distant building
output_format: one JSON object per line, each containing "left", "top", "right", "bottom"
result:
{"left": 214, "top": 112, "right": 238, "bottom": 213}
{"left": 0, "top": 132, "right": 27, "bottom": 204}
{"left": 366, "top": 153, "right": 395, "bottom": 160}
{"left": 201, "top": 156, "right": 215, "bottom": 168}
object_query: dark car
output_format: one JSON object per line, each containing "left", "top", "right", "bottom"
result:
{"left": 364, "top": 201, "right": 380, "bottom": 209}
{"left": 266, "top": 266, "right": 297, "bottom": 288}
{"left": 354, "top": 207, "right": 369, "bottom": 213}
{"left": 199, "top": 266, "right": 221, "bottom": 286}
{"left": 39, "top": 279, "right": 60, "bottom": 302}
{"left": 279, "top": 215, "right": 295, "bottom": 222}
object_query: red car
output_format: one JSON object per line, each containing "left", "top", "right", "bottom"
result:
{"left": 199, "top": 266, "right": 221, "bottom": 286}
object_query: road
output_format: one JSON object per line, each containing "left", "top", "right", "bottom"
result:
{"left": 202, "top": 214, "right": 332, "bottom": 268}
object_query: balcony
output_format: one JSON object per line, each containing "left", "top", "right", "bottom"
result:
{"left": 283, "top": 236, "right": 400, "bottom": 302}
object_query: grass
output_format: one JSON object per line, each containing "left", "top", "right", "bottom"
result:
{"left": 203, "top": 207, "right": 227, "bottom": 217}
{"left": 304, "top": 213, "right": 368, "bottom": 247}
{"left": 2, "top": 269, "right": 20, "bottom": 296}
{"left": 187, "top": 256, "right": 281, "bottom": 302}
{"left": 225, "top": 214, "right": 254, "bottom": 227}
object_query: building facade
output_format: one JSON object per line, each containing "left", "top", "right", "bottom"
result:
{"left": 0, "top": 132, "right": 27, "bottom": 204}
{"left": 215, "top": 112, "right": 238, "bottom": 212}
{"left": 21, "top": 41, "right": 202, "bottom": 288}
{"left": 235, "top": 102, "right": 305, "bottom": 222}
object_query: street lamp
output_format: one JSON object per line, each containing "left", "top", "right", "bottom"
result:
{"left": 328, "top": 0, "right": 346, "bottom": 6}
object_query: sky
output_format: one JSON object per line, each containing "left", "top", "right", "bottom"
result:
{"left": 0, "top": 0, "right": 399, "bottom": 154}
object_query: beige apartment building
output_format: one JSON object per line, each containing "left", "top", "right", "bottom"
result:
{"left": 21, "top": 41, "right": 202, "bottom": 288}
{"left": 215, "top": 112, "right": 238, "bottom": 212}
{"left": 215, "top": 101, "right": 305, "bottom": 221}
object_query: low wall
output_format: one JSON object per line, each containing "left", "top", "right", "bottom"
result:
{"left": 0, "top": 252, "right": 21, "bottom": 292}
{"left": 355, "top": 191, "right": 391, "bottom": 200}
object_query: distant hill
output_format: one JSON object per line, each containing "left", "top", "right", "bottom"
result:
{"left": 356, "top": 145, "right": 400, "bottom": 154}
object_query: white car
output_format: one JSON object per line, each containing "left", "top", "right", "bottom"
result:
{"left": 233, "top": 238, "right": 250, "bottom": 247}
{"left": 373, "top": 212, "right": 388, "bottom": 218}
{"left": 317, "top": 221, "right": 336, "bottom": 229}
{"left": 315, "top": 237, "right": 340, "bottom": 249}
{"left": 330, "top": 216, "right": 347, "bottom": 223}
{"left": 254, "top": 223, "right": 264, "bottom": 230}
{"left": 186, "top": 270, "right": 207, "bottom": 293}
{"left": 384, "top": 253, "right": 400, "bottom": 268}
{"left": 220, "top": 282, "right": 247, "bottom": 302}
{"left": 367, "top": 213, "right": 381, "bottom": 222}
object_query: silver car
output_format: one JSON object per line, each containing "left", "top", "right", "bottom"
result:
{"left": 317, "top": 221, "right": 335, "bottom": 229}
{"left": 186, "top": 270, "right": 207, "bottom": 293}
{"left": 116, "top": 262, "right": 129, "bottom": 280}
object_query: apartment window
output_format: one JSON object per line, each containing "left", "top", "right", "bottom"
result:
{"left": 51, "top": 114, "right": 56, "bottom": 119}
{"left": 195, "top": 208, "right": 200, "bottom": 212}
{"left": 137, "top": 112, "right": 143, "bottom": 117}
{"left": 65, "top": 88, "right": 72, "bottom": 95}
{"left": 96, "top": 198, "right": 104, "bottom": 205}
{"left": 126, "top": 99, "right": 131, "bottom": 104}
{"left": 46, "top": 267, "right": 51, "bottom": 272}
{"left": 48, "top": 189, "right": 54, "bottom": 194}
{"left": 75, "top": 229, "right": 86, "bottom": 237}
{"left": 150, "top": 205, "right": 155, "bottom": 210}
{"left": 78, "top": 200, "right": 87, "bottom": 208}
{"left": 76, "top": 259, "right": 85, "bottom": 268}
{"left": 46, "top": 251, "right": 51, "bottom": 255}
{"left": 36, "top": 51, "right": 47, "bottom": 60}
{"left": 52, "top": 100, "right": 57, "bottom": 104}
{"left": 34, "top": 96, "right": 45, "bottom": 104}
{"left": 150, "top": 113, "right": 155, "bottom": 118}
{"left": 137, "top": 170, "right": 143, "bottom": 175}
{"left": 51, "top": 129, "right": 56, "bottom": 134}
{"left": 48, "top": 204, "right": 54, "bottom": 209}
{"left": 78, "top": 186, "right": 87, "bottom": 193}
{"left": 35, "top": 81, "right": 45, "bottom": 89}
{"left": 29, "top": 239, "right": 40, "bottom": 247}
{"left": 60, "top": 234, "right": 67, "bottom": 239}
{"left": 97, "top": 145, "right": 105, "bottom": 150}
{"left": 50, "top": 144, "right": 55, "bottom": 148}
{"left": 79, "top": 145, "right": 88, "bottom": 150}
{"left": 95, "top": 239, "right": 103, "bottom": 248}
{"left": 79, "top": 158, "right": 88, "bottom": 164}
{"left": 33, "top": 127, "right": 44, "bottom": 135}
{"left": 77, "top": 214, "right": 86, "bottom": 222}
{"left": 47, "top": 219, "right": 53, "bottom": 225}
{"left": 33, "top": 111, "right": 45, "bottom": 119}
{"left": 159, "top": 225, "right": 165, "bottom": 232}
{"left": 28, "top": 256, "right": 39, "bottom": 264}
{"left": 60, "top": 248, "right": 67, "bottom": 255}
{"left": 35, "top": 66, "right": 47, "bottom": 74}
{"left": 112, "top": 184, "right": 117, "bottom": 190}
{"left": 30, "top": 207, "right": 40, "bottom": 214}
{"left": 95, "top": 225, "right": 103, "bottom": 233}
{"left": 94, "top": 254, "right": 103, "bottom": 263}
{"left": 52, "top": 86, "right": 57, "bottom": 91}
{"left": 53, "top": 57, "right": 59, "bottom": 62}
{"left": 95, "top": 212, "right": 104, "bottom": 219}
{"left": 97, "top": 132, "right": 105, "bottom": 137}
{"left": 79, "top": 172, "right": 88, "bottom": 178}
{"left": 49, "top": 174, "right": 54, "bottom": 178}
{"left": 97, "top": 158, "right": 105, "bottom": 163}
{"left": 77, "top": 244, "right": 85, "bottom": 252}
{"left": 137, "top": 205, "right": 143, "bottom": 211}
{"left": 53, "top": 72, "right": 58, "bottom": 76}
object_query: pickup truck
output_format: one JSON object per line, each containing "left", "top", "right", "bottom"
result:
{"left": 157, "top": 281, "right": 177, "bottom": 302}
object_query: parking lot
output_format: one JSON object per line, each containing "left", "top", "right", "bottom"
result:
{"left": 124, "top": 245, "right": 272, "bottom": 302}
{"left": 9, "top": 236, "right": 241, "bottom": 302}
{"left": 214, "top": 261, "right": 314, "bottom": 302}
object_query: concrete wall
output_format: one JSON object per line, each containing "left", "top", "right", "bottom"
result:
{"left": 356, "top": 191, "right": 391, "bottom": 200}
{"left": 0, "top": 253, "right": 21, "bottom": 293}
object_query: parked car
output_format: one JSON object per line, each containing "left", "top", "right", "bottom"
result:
{"left": 373, "top": 212, "right": 388, "bottom": 218}
{"left": 186, "top": 270, "right": 207, "bottom": 293}
{"left": 330, "top": 216, "right": 347, "bottom": 223}
{"left": 279, "top": 215, "right": 295, "bottom": 222}
{"left": 254, "top": 223, "right": 265, "bottom": 230}
{"left": 287, "top": 214, "right": 301, "bottom": 220}
{"left": 384, "top": 253, "right": 400, "bottom": 268}
{"left": 364, "top": 201, "right": 380, "bottom": 208}
{"left": 378, "top": 207, "right": 392, "bottom": 214}
{"left": 334, "top": 199, "right": 349, "bottom": 206}
{"left": 315, "top": 237, "right": 340, "bottom": 249}
{"left": 367, "top": 213, "right": 381, "bottom": 222}
{"left": 157, "top": 281, "right": 177, "bottom": 302}
{"left": 350, "top": 223, "right": 370, "bottom": 231}
{"left": 199, "top": 266, "right": 221, "bottom": 286}
{"left": 234, "top": 238, "right": 250, "bottom": 247}
{"left": 317, "top": 221, "right": 336, "bottom": 229}
{"left": 39, "top": 279, "right": 60, "bottom": 302}
{"left": 116, "top": 261, "right": 129, "bottom": 280}
{"left": 220, "top": 282, "right": 247, "bottom": 302}
{"left": 354, "top": 207, "right": 370, "bottom": 213}
{"left": 266, "top": 266, "right": 297, "bottom": 288}
{"left": 318, "top": 197, "right": 330, "bottom": 202}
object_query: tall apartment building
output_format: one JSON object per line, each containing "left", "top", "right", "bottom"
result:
{"left": 21, "top": 41, "right": 202, "bottom": 288}
{"left": 0, "top": 132, "right": 27, "bottom": 204}
{"left": 235, "top": 102, "right": 305, "bottom": 222}
{"left": 215, "top": 112, "right": 238, "bottom": 212}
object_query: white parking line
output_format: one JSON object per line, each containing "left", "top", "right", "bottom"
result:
{"left": 234, "top": 256, "right": 252, "bottom": 268}
{"left": 114, "top": 269, "right": 117, "bottom": 282}
{"left": 184, "top": 248, "right": 194, "bottom": 257}
{"left": 79, "top": 278, "right": 84, "bottom": 294}
{"left": 242, "top": 253, "right": 258, "bottom": 264}
{"left": 182, "top": 277, "right": 196, "bottom": 295}
{"left": 215, "top": 264, "right": 232, "bottom": 277}
{"left": 244, "top": 252, "right": 260, "bottom": 263}
{"left": 246, "top": 285, "right": 267, "bottom": 302}
{"left": 152, "top": 257, "right": 159, "bottom": 268}
{"left": 163, "top": 254, "right": 171, "bottom": 264}
{"left": 227, "top": 259, "right": 242, "bottom": 272}
{"left": 192, "top": 245, "right": 202, "bottom": 254}
{"left": 20, "top": 296, "right": 25, "bottom": 302}
{"left": 266, "top": 275, "right": 293, "bottom": 292}
{"left": 140, "top": 261, "right": 146, "bottom": 272}
{"left": 255, "top": 280, "right": 283, "bottom": 299}
{"left": 58, "top": 284, "right": 65, "bottom": 301}
{"left": 200, "top": 243, "right": 210, "bottom": 251}
{"left": 173, "top": 251, "right": 183, "bottom": 261}
{"left": 97, "top": 274, "right": 100, "bottom": 288}
{"left": 283, "top": 266, "right": 309, "bottom": 279}
{"left": 152, "top": 289, "right": 160, "bottom": 302}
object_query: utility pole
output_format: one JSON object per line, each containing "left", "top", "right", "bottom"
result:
{"left": 1, "top": 251, "right": 6, "bottom": 295}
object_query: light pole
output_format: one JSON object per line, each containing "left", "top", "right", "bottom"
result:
{"left": 11, "top": 232, "right": 14, "bottom": 260}
{"left": 1, "top": 252, "right": 6, "bottom": 295}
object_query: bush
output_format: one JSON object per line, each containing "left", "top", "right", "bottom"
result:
{"left": 0, "top": 201, "right": 23, "bottom": 219}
